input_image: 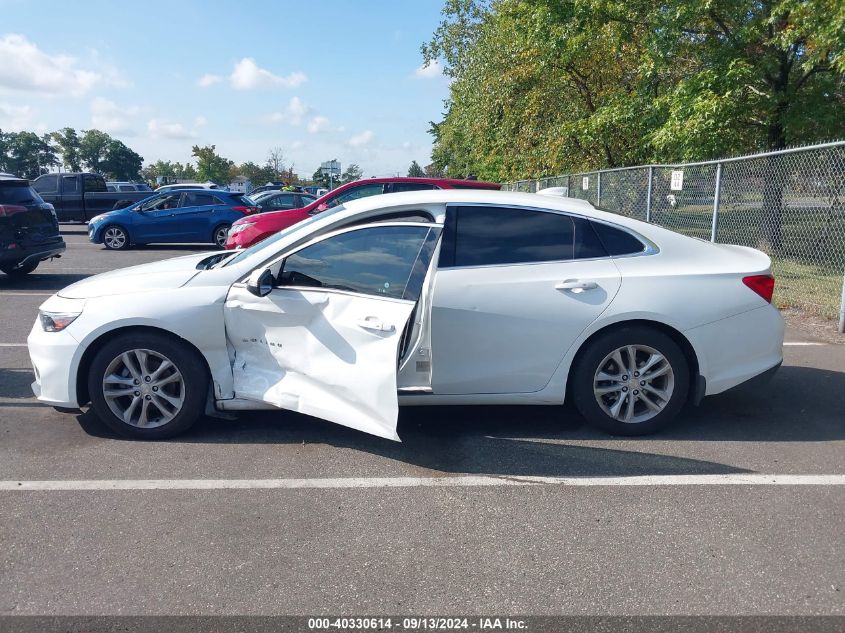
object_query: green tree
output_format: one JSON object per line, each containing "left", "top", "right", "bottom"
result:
{"left": 79, "top": 129, "right": 112, "bottom": 173}
{"left": 101, "top": 139, "right": 143, "bottom": 181}
{"left": 51, "top": 127, "right": 82, "bottom": 171}
{"left": 3, "top": 132, "right": 58, "bottom": 179}
{"left": 423, "top": 0, "right": 845, "bottom": 179}
{"left": 407, "top": 160, "right": 425, "bottom": 177}
{"left": 341, "top": 163, "right": 363, "bottom": 184}
{"left": 237, "top": 161, "right": 277, "bottom": 186}
{"left": 191, "top": 144, "right": 233, "bottom": 184}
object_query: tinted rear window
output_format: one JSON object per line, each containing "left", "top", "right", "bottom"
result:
{"left": 591, "top": 221, "right": 646, "bottom": 256}
{"left": 450, "top": 206, "right": 574, "bottom": 267}
{"left": 0, "top": 181, "right": 43, "bottom": 205}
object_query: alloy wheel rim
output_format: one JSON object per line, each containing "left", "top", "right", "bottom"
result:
{"left": 214, "top": 226, "right": 228, "bottom": 247}
{"left": 592, "top": 344, "right": 674, "bottom": 424}
{"left": 104, "top": 227, "right": 126, "bottom": 249}
{"left": 102, "top": 348, "right": 185, "bottom": 428}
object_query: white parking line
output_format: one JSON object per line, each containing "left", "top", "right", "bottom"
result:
{"left": 0, "top": 343, "right": 27, "bottom": 347}
{"left": 783, "top": 341, "right": 828, "bottom": 346}
{"left": 1, "top": 474, "right": 843, "bottom": 492}
{"left": 0, "top": 292, "right": 52, "bottom": 297}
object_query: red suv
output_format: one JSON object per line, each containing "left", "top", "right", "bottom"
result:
{"left": 225, "top": 177, "right": 500, "bottom": 249}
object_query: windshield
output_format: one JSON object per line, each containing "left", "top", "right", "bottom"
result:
{"left": 220, "top": 204, "right": 347, "bottom": 268}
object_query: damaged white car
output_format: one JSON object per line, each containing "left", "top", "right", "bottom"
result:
{"left": 28, "top": 190, "right": 784, "bottom": 440}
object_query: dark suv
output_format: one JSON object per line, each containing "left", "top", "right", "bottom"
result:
{"left": 0, "top": 174, "right": 65, "bottom": 277}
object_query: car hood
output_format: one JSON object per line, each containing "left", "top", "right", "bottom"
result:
{"left": 57, "top": 252, "right": 217, "bottom": 299}
{"left": 89, "top": 209, "right": 128, "bottom": 224}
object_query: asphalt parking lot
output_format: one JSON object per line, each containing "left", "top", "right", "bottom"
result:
{"left": 0, "top": 226, "right": 843, "bottom": 617}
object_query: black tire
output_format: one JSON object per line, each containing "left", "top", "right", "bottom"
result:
{"left": 102, "top": 224, "right": 130, "bottom": 250}
{"left": 213, "top": 223, "right": 231, "bottom": 249}
{"left": 0, "top": 260, "right": 39, "bottom": 276}
{"left": 571, "top": 325, "right": 689, "bottom": 436}
{"left": 87, "top": 331, "right": 208, "bottom": 439}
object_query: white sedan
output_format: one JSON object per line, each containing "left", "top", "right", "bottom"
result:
{"left": 28, "top": 190, "right": 784, "bottom": 440}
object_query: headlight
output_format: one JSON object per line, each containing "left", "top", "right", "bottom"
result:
{"left": 228, "top": 222, "right": 255, "bottom": 236}
{"left": 39, "top": 310, "right": 81, "bottom": 332}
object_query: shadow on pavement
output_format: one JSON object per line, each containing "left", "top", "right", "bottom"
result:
{"left": 65, "top": 364, "right": 845, "bottom": 478}
{"left": 0, "top": 272, "right": 91, "bottom": 292}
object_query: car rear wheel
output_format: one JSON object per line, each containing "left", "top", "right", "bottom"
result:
{"left": 571, "top": 326, "right": 689, "bottom": 436}
{"left": 0, "top": 260, "right": 39, "bottom": 276}
{"left": 213, "top": 224, "right": 231, "bottom": 248}
{"left": 87, "top": 332, "right": 208, "bottom": 439}
{"left": 102, "top": 225, "right": 130, "bottom": 250}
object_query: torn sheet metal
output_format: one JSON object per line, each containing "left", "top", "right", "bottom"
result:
{"left": 224, "top": 286, "right": 415, "bottom": 441}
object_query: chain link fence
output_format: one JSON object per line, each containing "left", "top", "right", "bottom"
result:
{"left": 504, "top": 141, "right": 845, "bottom": 329}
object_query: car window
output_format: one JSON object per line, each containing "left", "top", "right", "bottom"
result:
{"left": 299, "top": 195, "right": 316, "bottom": 206}
{"left": 118, "top": 185, "right": 135, "bottom": 192}
{"left": 138, "top": 184, "right": 152, "bottom": 192}
{"left": 0, "top": 181, "right": 43, "bottom": 205}
{"left": 138, "top": 193, "right": 181, "bottom": 211}
{"left": 276, "top": 225, "right": 433, "bottom": 300}
{"left": 267, "top": 193, "right": 299, "bottom": 210}
{"left": 591, "top": 221, "right": 647, "bottom": 256}
{"left": 183, "top": 192, "right": 221, "bottom": 207}
{"left": 62, "top": 176, "right": 79, "bottom": 194}
{"left": 33, "top": 175, "right": 58, "bottom": 194}
{"left": 390, "top": 182, "right": 437, "bottom": 193}
{"left": 326, "top": 183, "right": 385, "bottom": 208}
{"left": 445, "top": 206, "right": 575, "bottom": 267}
{"left": 84, "top": 175, "right": 107, "bottom": 193}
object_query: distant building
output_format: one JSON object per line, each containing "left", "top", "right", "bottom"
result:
{"left": 228, "top": 176, "right": 252, "bottom": 193}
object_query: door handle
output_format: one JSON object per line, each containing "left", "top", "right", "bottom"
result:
{"left": 357, "top": 317, "right": 396, "bottom": 333}
{"left": 555, "top": 280, "right": 598, "bottom": 292}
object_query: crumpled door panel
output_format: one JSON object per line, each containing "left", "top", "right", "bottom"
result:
{"left": 224, "top": 286, "right": 415, "bottom": 440}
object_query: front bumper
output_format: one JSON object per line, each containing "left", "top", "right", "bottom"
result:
{"left": 27, "top": 317, "right": 84, "bottom": 408}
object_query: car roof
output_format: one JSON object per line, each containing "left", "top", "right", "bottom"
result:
{"left": 333, "top": 176, "right": 500, "bottom": 188}
{"left": 336, "top": 189, "right": 666, "bottom": 238}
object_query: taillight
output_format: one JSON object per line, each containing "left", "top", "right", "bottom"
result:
{"left": 742, "top": 274, "right": 775, "bottom": 303}
{"left": 0, "top": 204, "right": 27, "bottom": 217}
{"left": 231, "top": 206, "right": 258, "bottom": 214}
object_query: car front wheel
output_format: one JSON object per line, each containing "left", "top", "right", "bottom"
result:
{"left": 571, "top": 326, "right": 689, "bottom": 436}
{"left": 102, "top": 225, "right": 130, "bottom": 250}
{"left": 87, "top": 332, "right": 208, "bottom": 439}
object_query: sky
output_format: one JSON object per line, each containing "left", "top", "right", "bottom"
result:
{"left": 0, "top": 0, "right": 451, "bottom": 177}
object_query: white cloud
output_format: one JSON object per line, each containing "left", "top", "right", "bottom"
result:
{"left": 90, "top": 97, "right": 139, "bottom": 134}
{"left": 414, "top": 59, "right": 443, "bottom": 79}
{"left": 0, "top": 102, "right": 36, "bottom": 131}
{"left": 194, "top": 115, "right": 208, "bottom": 127}
{"left": 147, "top": 118, "right": 198, "bottom": 140}
{"left": 0, "top": 34, "right": 102, "bottom": 97}
{"left": 291, "top": 140, "right": 304, "bottom": 150}
{"left": 196, "top": 73, "right": 222, "bottom": 88}
{"left": 229, "top": 58, "right": 306, "bottom": 90}
{"left": 306, "top": 115, "right": 331, "bottom": 134}
{"left": 268, "top": 96, "right": 310, "bottom": 125}
{"left": 348, "top": 130, "right": 375, "bottom": 147}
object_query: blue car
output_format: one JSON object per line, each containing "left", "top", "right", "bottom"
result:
{"left": 87, "top": 189, "right": 257, "bottom": 250}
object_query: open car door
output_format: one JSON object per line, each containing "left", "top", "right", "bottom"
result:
{"left": 224, "top": 222, "right": 441, "bottom": 441}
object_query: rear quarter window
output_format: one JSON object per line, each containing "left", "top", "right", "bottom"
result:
{"left": 0, "top": 182, "right": 43, "bottom": 205}
{"left": 590, "top": 221, "right": 647, "bottom": 256}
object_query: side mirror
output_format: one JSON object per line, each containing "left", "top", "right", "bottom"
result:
{"left": 246, "top": 268, "right": 274, "bottom": 297}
